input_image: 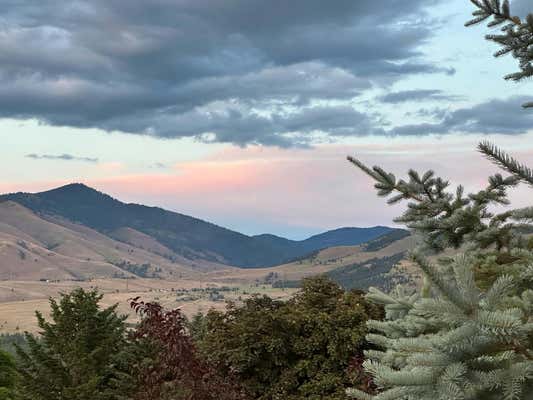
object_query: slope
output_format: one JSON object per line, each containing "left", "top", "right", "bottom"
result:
{"left": 0, "top": 201, "right": 206, "bottom": 280}
{"left": 209, "top": 231, "right": 419, "bottom": 290}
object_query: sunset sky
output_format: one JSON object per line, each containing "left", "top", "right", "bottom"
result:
{"left": 2, "top": 0, "right": 532, "bottom": 239}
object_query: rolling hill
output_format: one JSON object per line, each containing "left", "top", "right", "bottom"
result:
{"left": 0, "top": 200, "right": 224, "bottom": 281}
{"left": 0, "top": 183, "right": 398, "bottom": 268}
{"left": 208, "top": 230, "right": 418, "bottom": 289}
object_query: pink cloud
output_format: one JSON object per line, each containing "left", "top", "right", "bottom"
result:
{"left": 3, "top": 136, "right": 532, "bottom": 237}
{"left": 86, "top": 138, "right": 532, "bottom": 234}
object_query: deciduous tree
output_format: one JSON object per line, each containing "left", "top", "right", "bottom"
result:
{"left": 196, "top": 276, "right": 382, "bottom": 400}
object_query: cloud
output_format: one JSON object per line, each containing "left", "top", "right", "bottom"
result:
{"left": 25, "top": 153, "right": 98, "bottom": 163}
{"left": 82, "top": 137, "right": 533, "bottom": 238}
{"left": 388, "top": 96, "right": 533, "bottom": 136}
{"left": 151, "top": 162, "right": 167, "bottom": 169}
{"left": 379, "top": 89, "right": 459, "bottom": 103}
{"left": 102, "top": 104, "right": 386, "bottom": 147}
{"left": 0, "top": 0, "right": 450, "bottom": 146}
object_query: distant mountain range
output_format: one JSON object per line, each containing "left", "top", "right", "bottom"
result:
{"left": 0, "top": 183, "right": 400, "bottom": 269}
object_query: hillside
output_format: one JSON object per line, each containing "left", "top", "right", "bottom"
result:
{"left": 0, "top": 201, "right": 212, "bottom": 281}
{"left": 0, "top": 184, "right": 396, "bottom": 267}
{"left": 209, "top": 230, "right": 419, "bottom": 289}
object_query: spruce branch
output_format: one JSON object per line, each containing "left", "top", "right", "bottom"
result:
{"left": 478, "top": 141, "right": 533, "bottom": 186}
{"left": 466, "top": 0, "right": 533, "bottom": 108}
{"left": 347, "top": 149, "right": 531, "bottom": 253}
{"left": 347, "top": 156, "right": 424, "bottom": 202}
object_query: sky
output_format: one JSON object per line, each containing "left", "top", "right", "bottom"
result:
{"left": 1, "top": 0, "right": 532, "bottom": 239}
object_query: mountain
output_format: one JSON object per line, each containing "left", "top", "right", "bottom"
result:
{"left": 252, "top": 227, "right": 397, "bottom": 263}
{"left": 215, "top": 229, "right": 418, "bottom": 290}
{"left": 298, "top": 227, "right": 396, "bottom": 252}
{"left": 0, "top": 183, "right": 397, "bottom": 268}
{"left": 326, "top": 252, "right": 408, "bottom": 291}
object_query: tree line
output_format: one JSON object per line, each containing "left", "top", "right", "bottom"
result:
{"left": 0, "top": 276, "right": 382, "bottom": 400}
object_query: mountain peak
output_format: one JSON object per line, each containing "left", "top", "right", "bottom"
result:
{"left": 37, "top": 183, "right": 119, "bottom": 204}
{"left": 42, "top": 183, "right": 98, "bottom": 194}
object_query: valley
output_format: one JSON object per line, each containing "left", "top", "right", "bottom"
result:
{"left": 0, "top": 183, "right": 416, "bottom": 333}
{"left": 0, "top": 278, "right": 298, "bottom": 333}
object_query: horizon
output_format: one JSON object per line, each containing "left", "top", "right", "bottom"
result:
{"left": 0, "top": 181, "right": 397, "bottom": 241}
{"left": 2, "top": 0, "right": 532, "bottom": 239}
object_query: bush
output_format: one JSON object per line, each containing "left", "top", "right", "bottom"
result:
{"left": 129, "top": 298, "right": 248, "bottom": 400}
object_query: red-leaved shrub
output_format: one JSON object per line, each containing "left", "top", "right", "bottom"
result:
{"left": 130, "top": 298, "right": 248, "bottom": 400}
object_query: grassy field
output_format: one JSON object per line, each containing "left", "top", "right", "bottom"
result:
{"left": 0, "top": 278, "right": 297, "bottom": 333}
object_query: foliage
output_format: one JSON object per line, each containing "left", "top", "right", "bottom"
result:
{"left": 271, "top": 279, "right": 302, "bottom": 289}
{"left": 0, "top": 350, "right": 17, "bottom": 400}
{"left": 347, "top": 144, "right": 533, "bottom": 399}
{"left": 466, "top": 0, "right": 533, "bottom": 107}
{"left": 347, "top": 145, "right": 530, "bottom": 254}
{"left": 15, "top": 289, "right": 134, "bottom": 400}
{"left": 195, "top": 276, "right": 383, "bottom": 400}
{"left": 479, "top": 141, "right": 533, "bottom": 186}
{"left": 112, "top": 261, "right": 156, "bottom": 278}
{"left": 129, "top": 298, "right": 247, "bottom": 400}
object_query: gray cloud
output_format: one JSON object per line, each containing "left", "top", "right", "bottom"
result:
{"left": 150, "top": 162, "right": 167, "bottom": 169}
{"left": 26, "top": 153, "right": 99, "bottom": 163}
{"left": 0, "top": 0, "right": 449, "bottom": 146}
{"left": 388, "top": 96, "right": 533, "bottom": 136}
{"left": 380, "top": 89, "right": 459, "bottom": 104}
{"left": 99, "top": 104, "right": 385, "bottom": 148}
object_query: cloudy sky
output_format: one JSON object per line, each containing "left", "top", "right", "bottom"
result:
{"left": 2, "top": 0, "right": 532, "bottom": 239}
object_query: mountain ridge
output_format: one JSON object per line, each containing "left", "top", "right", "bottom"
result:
{"left": 0, "top": 183, "right": 402, "bottom": 268}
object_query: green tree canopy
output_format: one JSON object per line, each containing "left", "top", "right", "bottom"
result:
{"left": 16, "top": 289, "right": 133, "bottom": 400}
{"left": 0, "top": 350, "right": 17, "bottom": 400}
{"left": 195, "top": 276, "right": 383, "bottom": 400}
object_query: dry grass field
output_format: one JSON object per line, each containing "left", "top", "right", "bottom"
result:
{"left": 0, "top": 201, "right": 233, "bottom": 281}
{"left": 0, "top": 278, "right": 297, "bottom": 333}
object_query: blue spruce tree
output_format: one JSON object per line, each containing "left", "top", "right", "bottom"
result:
{"left": 347, "top": 143, "right": 533, "bottom": 399}
{"left": 348, "top": 2, "right": 533, "bottom": 398}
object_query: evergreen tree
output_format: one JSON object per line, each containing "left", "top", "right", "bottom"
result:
{"left": 344, "top": 3, "right": 533, "bottom": 397}
{"left": 16, "top": 289, "right": 133, "bottom": 400}
{"left": 0, "top": 350, "right": 17, "bottom": 400}
{"left": 346, "top": 144, "right": 533, "bottom": 399}
{"left": 466, "top": 0, "right": 533, "bottom": 107}
{"left": 0, "top": 334, "right": 27, "bottom": 358}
